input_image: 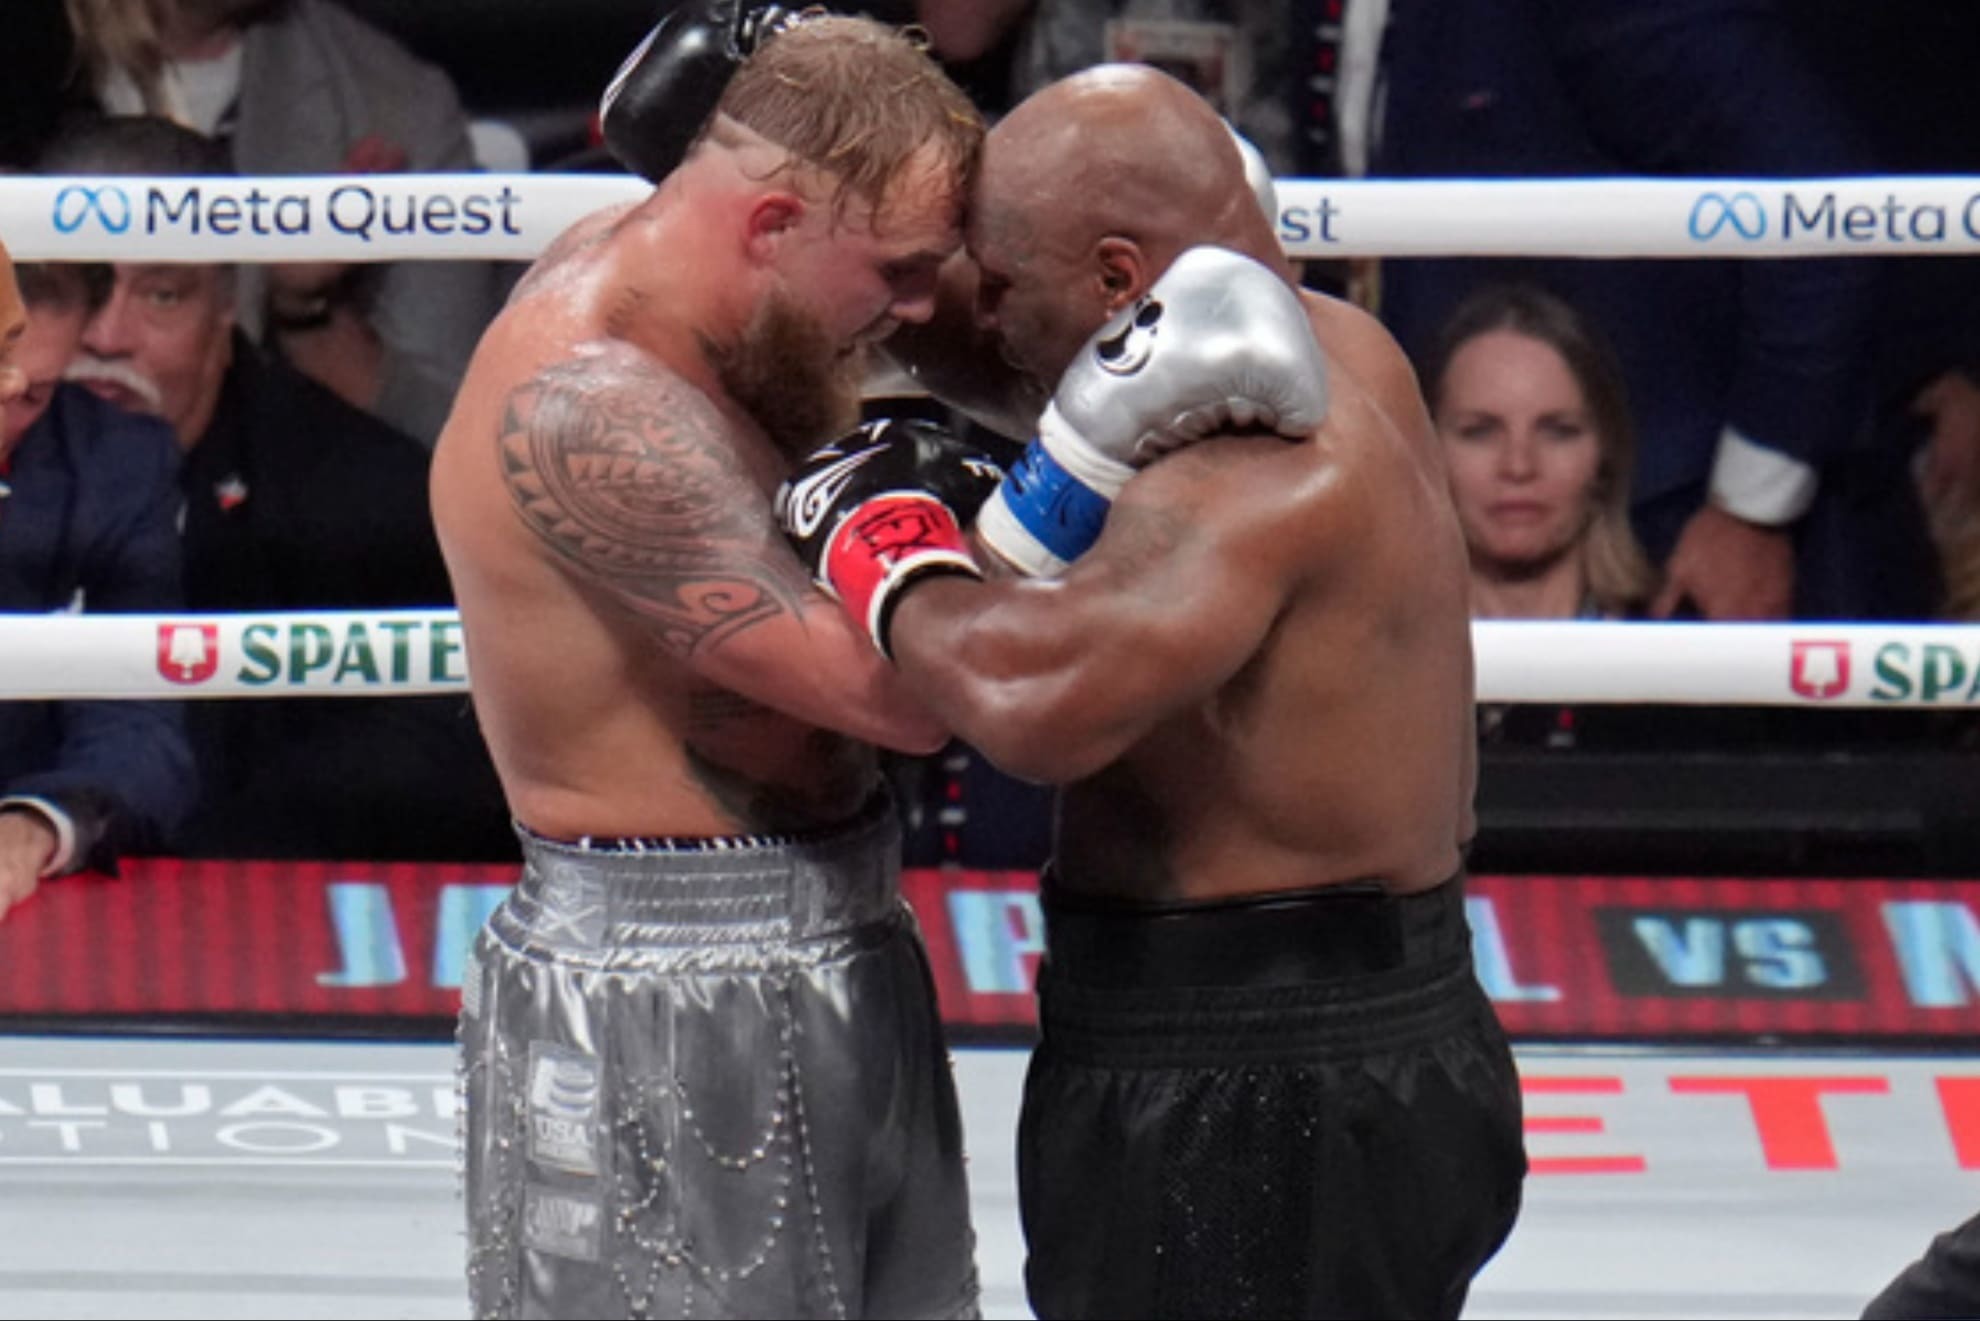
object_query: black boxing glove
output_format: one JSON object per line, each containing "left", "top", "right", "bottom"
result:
{"left": 599, "top": 1, "right": 801, "bottom": 183}
{"left": 775, "top": 418, "right": 1005, "bottom": 656}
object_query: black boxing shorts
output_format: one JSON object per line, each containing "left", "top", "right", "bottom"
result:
{"left": 1017, "top": 871, "right": 1526, "bottom": 1321}
{"left": 458, "top": 794, "right": 979, "bottom": 1319}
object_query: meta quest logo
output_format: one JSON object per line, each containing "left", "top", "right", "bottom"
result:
{"left": 51, "top": 180, "right": 524, "bottom": 243}
{"left": 1689, "top": 187, "right": 1980, "bottom": 246}
{"left": 1688, "top": 190, "right": 1769, "bottom": 242}
{"left": 51, "top": 184, "right": 133, "bottom": 234}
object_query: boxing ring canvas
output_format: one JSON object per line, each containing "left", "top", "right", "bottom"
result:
{"left": 0, "top": 1034, "right": 1974, "bottom": 1320}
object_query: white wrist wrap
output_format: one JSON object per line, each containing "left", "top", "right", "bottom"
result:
{"left": 974, "top": 407, "right": 1127, "bottom": 577}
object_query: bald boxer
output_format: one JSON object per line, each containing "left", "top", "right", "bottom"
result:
{"left": 789, "top": 66, "right": 1526, "bottom": 1319}
{"left": 0, "top": 238, "right": 25, "bottom": 406}
{"left": 432, "top": 16, "right": 984, "bottom": 1320}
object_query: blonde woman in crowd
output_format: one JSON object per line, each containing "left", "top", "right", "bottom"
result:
{"left": 1424, "top": 281, "right": 1659, "bottom": 622}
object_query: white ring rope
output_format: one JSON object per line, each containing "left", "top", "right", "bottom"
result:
{"left": 5, "top": 173, "right": 1973, "bottom": 712}
{"left": 1, "top": 613, "right": 1975, "bottom": 708}
{"left": 5, "top": 173, "right": 1980, "bottom": 261}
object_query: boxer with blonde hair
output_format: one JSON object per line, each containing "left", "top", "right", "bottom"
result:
{"left": 434, "top": 12, "right": 986, "bottom": 1318}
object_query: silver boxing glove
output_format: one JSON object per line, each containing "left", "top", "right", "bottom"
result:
{"left": 976, "top": 245, "right": 1329, "bottom": 576}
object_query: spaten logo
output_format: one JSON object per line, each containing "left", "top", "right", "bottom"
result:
{"left": 158, "top": 622, "right": 220, "bottom": 685}
{"left": 52, "top": 184, "right": 133, "bottom": 235}
{"left": 1688, "top": 190, "right": 1768, "bottom": 242}
{"left": 1790, "top": 640, "right": 1850, "bottom": 701}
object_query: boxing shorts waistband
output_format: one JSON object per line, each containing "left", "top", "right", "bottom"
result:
{"left": 1041, "top": 870, "right": 1472, "bottom": 990}
{"left": 507, "top": 792, "right": 901, "bottom": 948}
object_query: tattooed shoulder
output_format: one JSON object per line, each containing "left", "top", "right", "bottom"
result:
{"left": 497, "top": 349, "right": 811, "bottom": 658}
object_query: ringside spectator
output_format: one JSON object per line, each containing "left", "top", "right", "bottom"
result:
{"left": 1920, "top": 398, "right": 1980, "bottom": 622}
{"left": 1423, "top": 282, "right": 1658, "bottom": 622}
{"left": 1374, "top": 0, "right": 1912, "bottom": 622}
{"left": 38, "top": 114, "right": 512, "bottom": 863}
{"left": 1423, "top": 282, "right": 1783, "bottom": 755}
{"left": 0, "top": 248, "right": 197, "bottom": 920}
{"left": 60, "top": 0, "right": 505, "bottom": 446}
{"left": 1790, "top": 0, "right": 1980, "bottom": 624}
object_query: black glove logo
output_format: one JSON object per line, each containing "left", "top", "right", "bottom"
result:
{"left": 778, "top": 441, "right": 889, "bottom": 538}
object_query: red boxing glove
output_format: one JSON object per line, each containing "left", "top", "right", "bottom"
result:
{"left": 821, "top": 493, "right": 979, "bottom": 656}
{"left": 776, "top": 419, "right": 1001, "bottom": 656}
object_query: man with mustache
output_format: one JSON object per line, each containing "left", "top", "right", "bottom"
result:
{"left": 431, "top": 12, "right": 986, "bottom": 1318}
{"left": 0, "top": 239, "right": 195, "bottom": 923}
{"left": 37, "top": 114, "right": 510, "bottom": 864}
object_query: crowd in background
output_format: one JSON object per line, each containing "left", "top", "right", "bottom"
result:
{"left": 2, "top": 0, "right": 1978, "bottom": 900}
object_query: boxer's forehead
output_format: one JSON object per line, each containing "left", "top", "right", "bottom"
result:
{"left": 963, "top": 186, "right": 1028, "bottom": 265}
{"left": 975, "top": 125, "right": 1044, "bottom": 207}
{"left": 871, "top": 140, "right": 966, "bottom": 229}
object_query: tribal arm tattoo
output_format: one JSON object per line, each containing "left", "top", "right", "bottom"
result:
{"left": 497, "top": 352, "right": 813, "bottom": 659}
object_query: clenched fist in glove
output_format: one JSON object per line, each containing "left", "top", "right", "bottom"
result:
{"left": 776, "top": 418, "right": 1005, "bottom": 657}
{"left": 600, "top": 0, "right": 803, "bottom": 183}
{"left": 976, "top": 244, "right": 1329, "bottom": 576}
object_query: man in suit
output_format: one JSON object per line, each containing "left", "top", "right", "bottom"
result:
{"left": 1374, "top": 0, "right": 1928, "bottom": 621}
{"left": 0, "top": 247, "right": 197, "bottom": 921}
{"left": 37, "top": 115, "right": 513, "bottom": 863}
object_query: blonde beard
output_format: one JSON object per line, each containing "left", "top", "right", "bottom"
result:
{"left": 705, "top": 287, "right": 865, "bottom": 459}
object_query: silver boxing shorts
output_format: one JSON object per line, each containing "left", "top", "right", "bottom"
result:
{"left": 458, "top": 795, "right": 979, "bottom": 1320}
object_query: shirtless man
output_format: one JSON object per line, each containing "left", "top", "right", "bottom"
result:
{"left": 429, "top": 15, "right": 984, "bottom": 1318}
{"left": 784, "top": 66, "right": 1527, "bottom": 1319}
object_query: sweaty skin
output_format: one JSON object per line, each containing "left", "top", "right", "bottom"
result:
{"left": 885, "top": 67, "right": 1477, "bottom": 902}
{"left": 430, "top": 125, "right": 960, "bottom": 840}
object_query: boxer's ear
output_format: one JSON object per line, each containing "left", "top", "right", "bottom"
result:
{"left": 1093, "top": 237, "right": 1146, "bottom": 314}
{"left": 744, "top": 191, "right": 806, "bottom": 261}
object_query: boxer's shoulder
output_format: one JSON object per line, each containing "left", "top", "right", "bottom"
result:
{"left": 1300, "top": 291, "right": 1417, "bottom": 407}
{"left": 506, "top": 339, "right": 721, "bottom": 435}
{"left": 507, "top": 205, "right": 638, "bottom": 305}
{"left": 1297, "top": 291, "right": 1435, "bottom": 456}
